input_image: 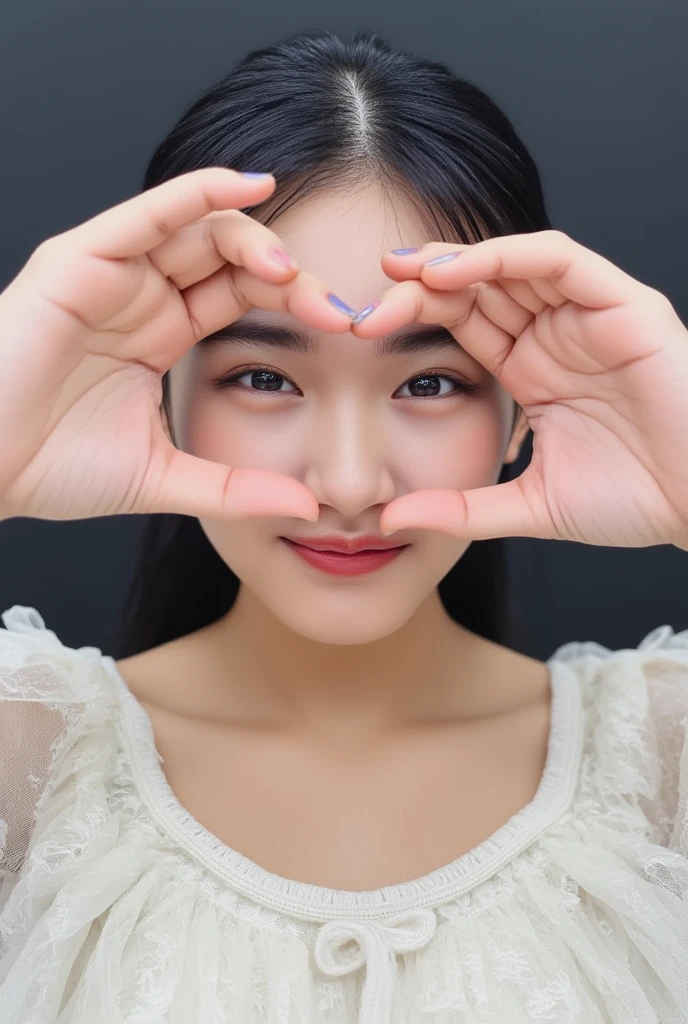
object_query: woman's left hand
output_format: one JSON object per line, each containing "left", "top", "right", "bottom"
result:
{"left": 351, "top": 230, "right": 688, "bottom": 549}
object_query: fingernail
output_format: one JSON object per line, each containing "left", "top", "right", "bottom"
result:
{"left": 351, "top": 301, "right": 380, "bottom": 326}
{"left": 380, "top": 526, "right": 399, "bottom": 537}
{"left": 268, "top": 246, "right": 296, "bottom": 269}
{"left": 423, "top": 252, "right": 460, "bottom": 267}
{"left": 296, "top": 506, "right": 320, "bottom": 523}
{"left": 242, "top": 172, "right": 273, "bottom": 179}
{"left": 390, "top": 247, "right": 420, "bottom": 255}
{"left": 327, "top": 293, "right": 357, "bottom": 317}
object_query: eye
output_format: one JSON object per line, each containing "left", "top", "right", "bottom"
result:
{"left": 213, "top": 366, "right": 300, "bottom": 394}
{"left": 393, "top": 371, "right": 480, "bottom": 400}
{"left": 212, "top": 366, "right": 480, "bottom": 399}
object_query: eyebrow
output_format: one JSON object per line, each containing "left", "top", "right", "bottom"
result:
{"left": 198, "top": 316, "right": 465, "bottom": 358}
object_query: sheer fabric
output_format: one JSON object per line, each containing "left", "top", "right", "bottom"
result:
{"left": 1, "top": 604, "right": 687, "bottom": 1023}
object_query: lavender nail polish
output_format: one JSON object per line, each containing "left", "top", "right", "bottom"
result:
{"left": 391, "top": 247, "right": 420, "bottom": 255}
{"left": 242, "top": 172, "right": 273, "bottom": 179}
{"left": 351, "top": 301, "right": 379, "bottom": 326}
{"left": 424, "top": 251, "right": 460, "bottom": 267}
{"left": 328, "top": 293, "right": 358, "bottom": 317}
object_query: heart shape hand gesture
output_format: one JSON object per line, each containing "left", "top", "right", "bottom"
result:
{"left": 2, "top": 167, "right": 687, "bottom": 553}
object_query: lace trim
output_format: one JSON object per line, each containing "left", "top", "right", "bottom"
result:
{"left": 100, "top": 654, "right": 585, "bottom": 921}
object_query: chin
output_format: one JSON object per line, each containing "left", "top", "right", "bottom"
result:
{"left": 274, "top": 610, "right": 409, "bottom": 643}
{"left": 266, "top": 595, "right": 419, "bottom": 646}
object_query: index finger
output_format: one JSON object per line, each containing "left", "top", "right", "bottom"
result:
{"left": 411, "top": 230, "right": 644, "bottom": 310}
{"left": 60, "top": 168, "right": 276, "bottom": 260}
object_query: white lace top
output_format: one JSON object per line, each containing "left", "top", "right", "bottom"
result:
{"left": 1, "top": 604, "right": 687, "bottom": 1024}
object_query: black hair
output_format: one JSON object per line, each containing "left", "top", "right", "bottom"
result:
{"left": 114, "top": 29, "right": 549, "bottom": 660}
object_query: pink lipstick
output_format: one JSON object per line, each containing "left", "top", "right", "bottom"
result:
{"left": 280, "top": 535, "right": 410, "bottom": 577}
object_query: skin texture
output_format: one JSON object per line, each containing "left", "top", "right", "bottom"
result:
{"left": 162, "top": 181, "right": 532, "bottom": 742}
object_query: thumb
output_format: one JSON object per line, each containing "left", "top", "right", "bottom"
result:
{"left": 139, "top": 443, "right": 320, "bottom": 523}
{"left": 380, "top": 474, "right": 556, "bottom": 542}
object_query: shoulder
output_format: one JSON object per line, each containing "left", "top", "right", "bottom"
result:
{"left": 113, "top": 632, "right": 203, "bottom": 714}
{"left": 550, "top": 622, "right": 688, "bottom": 852}
{"left": 113, "top": 621, "right": 236, "bottom": 720}
{"left": 549, "top": 621, "right": 688, "bottom": 750}
{"left": 549, "top": 621, "right": 688, "bottom": 669}
{"left": 0, "top": 603, "right": 118, "bottom": 709}
{"left": 0, "top": 606, "right": 121, "bottom": 874}
{"left": 549, "top": 622, "right": 688, "bottom": 713}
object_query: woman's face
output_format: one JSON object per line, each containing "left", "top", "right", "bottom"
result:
{"left": 167, "top": 183, "right": 527, "bottom": 645}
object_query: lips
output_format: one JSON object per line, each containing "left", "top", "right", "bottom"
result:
{"left": 280, "top": 537, "right": 409, "bottom": 577}
{"left": 281, "top": 535, "right": 406, "bottom": 554}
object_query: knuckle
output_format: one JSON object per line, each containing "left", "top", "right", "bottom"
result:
{"left": 147, "top": 207, "right": 179, "bottom": 240}
{"left": 231, "top": 279, "right": 251, "bottom": 313}
{"left": 645, "top": 285, "right": 675, "bottom": 313}
{"left": 33, "top": 235, "right": 60, "bottom": 256}
{"left": 30, "top": 235, "right": 66, "bottom": 269}
{"left": 199, "top": 166, "right": 235, "bottom": 189}
{"left": 293, "top": 268, "right": 316, "bottom": 289}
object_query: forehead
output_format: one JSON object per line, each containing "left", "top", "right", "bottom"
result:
{"left": 195, "top": 183, "right": 486, "bottom": 369}
{"left": 265, "top": 184, "right": 432, "bottom": 303}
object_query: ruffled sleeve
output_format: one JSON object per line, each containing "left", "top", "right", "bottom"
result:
{"left": 550, "top": 622, "right": 688, "bottom": 855}
{"left": 0, "top": 606, "right": 107, "bottom": 896}
{"left": 635, "top": 624, "right": 688, "bottom": 853}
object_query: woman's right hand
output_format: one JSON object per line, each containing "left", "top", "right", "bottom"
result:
{"left": 0, "top": 168, "right": 354, "bottom": 524}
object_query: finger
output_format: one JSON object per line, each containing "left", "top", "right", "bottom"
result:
{"left": 466, "top": 280, "right": 536, "bottom": 340}
{"left": 374, "top": 262, "right": 540, "bottom": 342}
{"left": 149, "top": 208, "right": 300, "bottom": 291}
{"left": 350, "top": 278, "right": 518, "bottom": 382}
{"left": 145, "top": 446, "right": 320, "bottom": 522}
{"left": 174, "top": 265, "right": 357, "bottom": 365}
{"left": 351, "top": 278, "right": 476, "bottom": 338}
{"left": 62, "top": 167, "right": 277, "bottom": 260}
{"left": 496, "top": 277, "right": 551, "bottom": 315}
{"left": 381, "top": 242, "right": 469, "bottom": 281}
{"left": 379, "top": 472, "right": 557, "bottom": 543}
{"left": 384, "top": 245, "right": 552, "bottom": 316}
{"left": 416, "top": 230, "right": 644, "bottom": 309}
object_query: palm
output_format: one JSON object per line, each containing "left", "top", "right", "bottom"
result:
{"left": 514, "top": 392, "right": 679, "bottom": 549}
{"left": 5, "top": 354, "right": 169, "bottom": 521}
{"left": 495, "top": 299, "right": 688, "bottom": 547}
{"left": 0, "top": 242, "right": 195, "bottom": 520}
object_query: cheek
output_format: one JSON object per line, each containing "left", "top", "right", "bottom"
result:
{"left": 182, "top": 399, "right": 299, "bottom": 470}
{"left": 392, "top": 400, "right": 508, "bottom": 491}
{"left": 179, "top": 384, "right": 509, "bottom": 484}
{"left": 200, "top": 514, "right": 262, "bottom": 568}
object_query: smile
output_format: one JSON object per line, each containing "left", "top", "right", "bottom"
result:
{"left": 279, "top": 538, "right": 410, "bottom": 576}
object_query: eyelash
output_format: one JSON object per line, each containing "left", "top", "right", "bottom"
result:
{"left": 212, "top": 364, "right": 481, "bottom": 400}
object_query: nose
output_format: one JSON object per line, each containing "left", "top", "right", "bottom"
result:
{"left": 302, "top": 402, "right": 397, "bottom": 517}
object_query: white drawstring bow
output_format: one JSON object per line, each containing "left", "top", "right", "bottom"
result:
{"left": 313, "top": 908, "right": 438, "bottom": 1023}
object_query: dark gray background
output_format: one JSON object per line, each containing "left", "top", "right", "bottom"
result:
{"left": 1, "top": 0, "right": 686, "bottom": 659}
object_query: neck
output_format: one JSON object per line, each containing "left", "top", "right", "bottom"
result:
{"left": 196, "top": 585, "right": 491, "bottom": 743}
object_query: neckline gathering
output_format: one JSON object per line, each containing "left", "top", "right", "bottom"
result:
{"left": 102, "top": 653, "right": 584, "bottom": 923}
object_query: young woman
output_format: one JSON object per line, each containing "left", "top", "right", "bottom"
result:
{"left": 1, "top": 29, "right": 687, "bottom": 1024}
